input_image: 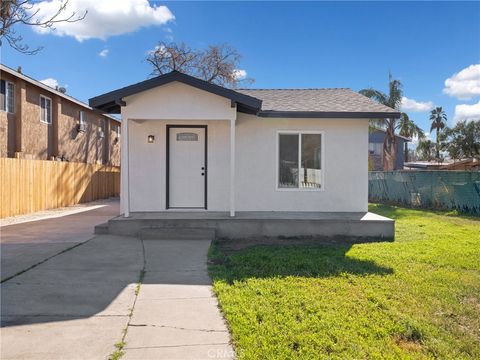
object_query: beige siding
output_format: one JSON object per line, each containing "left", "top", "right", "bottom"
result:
{"left": 0, "top": 69, "right": 121, "bottom": 164}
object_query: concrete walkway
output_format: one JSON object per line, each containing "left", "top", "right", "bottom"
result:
{"left": 123, "top": 239, "right": 233, "bottom": 360}
{"left": 1, "top": 205, "right": 233, "bottom": 359}
{"left": 1, "top": 198, "right": 120, "bottom": 282}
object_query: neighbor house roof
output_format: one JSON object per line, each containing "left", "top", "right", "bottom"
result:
{"left": 89, "top": 70, "right": 400, "bottom": 118}
{"left": 370, "top": 128, "right": 411, "bottom": 142}
{"left": 0, "top": 64, "right": 120, "bottom": 123}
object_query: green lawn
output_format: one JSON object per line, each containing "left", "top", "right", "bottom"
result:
{"left": 209, "top": 204, "right": 480, "bottom": 359}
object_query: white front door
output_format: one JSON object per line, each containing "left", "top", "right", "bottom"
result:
{"left": 168, "top": 127, "right": 206, "bottom": 208}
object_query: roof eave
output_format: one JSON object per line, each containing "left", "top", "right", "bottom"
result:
{"left": 258, "top": 111, "right": 402, "bottom": 119}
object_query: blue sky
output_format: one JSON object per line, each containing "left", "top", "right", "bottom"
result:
{"left": 2, "top": 1, "right": 479, "bottom": 137}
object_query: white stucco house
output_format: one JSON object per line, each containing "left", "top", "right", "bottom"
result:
{"left": 90, "top": 71, "right": 398, "bottom": 240}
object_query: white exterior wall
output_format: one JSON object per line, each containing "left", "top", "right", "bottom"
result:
{"left": 121, "top": 81, "right": 236, "bottom": 121}
{"left": 235, "top": 114, "right": 369, "bottom": 212}
{"left": 125, "top": 119, "right": 230, "bottom": 212}
{"left": 119, "top": 82, "right": 369, "bottom": 214}
{"left": 120, "top": 82, "right": 234, "bottom": 214}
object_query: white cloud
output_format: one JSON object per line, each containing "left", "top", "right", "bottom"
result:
{"left": 453, "top": 101, "right": 480, "bottom": 123}
{"left": 400, "top": 96, "right": 434, "bottom": 112}
{"left": 40, "top": 78, "right": 59, "bottom": 89}
{"left": 443, "top": 64, "right": 480, "bottom": 100}
{"left": 147, "top": 44, "right": 167, "bottom": 56}
{"left": 233, "top": 69, "right": 247, "bottom": 80}
{"left": 98, "top": 49, "right": 109, "bottom": 57}
{"left": 30, "top": 0, "right": 174, "bottom": 41}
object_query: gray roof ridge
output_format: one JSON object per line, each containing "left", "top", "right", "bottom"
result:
{"left": 238, "top": 87, "right": 352, "bottom": 91}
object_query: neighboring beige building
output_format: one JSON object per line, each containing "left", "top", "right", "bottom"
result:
{"left": 0, "top": 64, "right": 120, "bottom": 165}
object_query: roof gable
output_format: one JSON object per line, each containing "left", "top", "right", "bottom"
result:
{"left": 89, "top": 71, "right": 262, "bottom": 114}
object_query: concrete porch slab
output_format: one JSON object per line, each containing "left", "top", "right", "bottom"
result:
{"left": 101, "top": 211, "right": 394, "bottom": 241}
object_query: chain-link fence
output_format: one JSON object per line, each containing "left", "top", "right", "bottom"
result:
{"left": 369, "top": 171, "right": 480, "bottom": 215}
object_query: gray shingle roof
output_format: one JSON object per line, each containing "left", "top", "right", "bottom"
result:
{"left": 237, "top": 88, "right": 398, "bottom": 115}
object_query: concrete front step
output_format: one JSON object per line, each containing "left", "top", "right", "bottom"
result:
{"left": 94, "top": 222, "right": 109, "bottom": 235}
{"left": 138, "top": 227, "right": 216, "bottom": 241}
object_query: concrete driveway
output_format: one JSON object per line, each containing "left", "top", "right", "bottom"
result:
{"left": 0, "top": 201, "right": 233, "bottom": 360}
{"left": 1, "top": 198, "right": 120, "bottom": 282}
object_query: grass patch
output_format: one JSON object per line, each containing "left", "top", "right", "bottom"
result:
{"left": 209, "top": 204, "right": 480, "bottom": 359}
{"left": 109, "top": 341, "right": 126, "bottom": 360}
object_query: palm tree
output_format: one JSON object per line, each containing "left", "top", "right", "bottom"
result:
{"left": 396, "top": 113, "right": 425, "bottom": 162}
{"left": 429, "top": 107, "right": 447, "bottom": 160}
{"left": 360, "top": 73, "right": 402, "bottom": 170}
{"left": 416, "top": 139, "right": 435, "bottom": 161}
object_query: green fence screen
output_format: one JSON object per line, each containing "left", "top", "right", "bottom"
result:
{"left": 369, "top": 171, "right": 480, "bottom": 214}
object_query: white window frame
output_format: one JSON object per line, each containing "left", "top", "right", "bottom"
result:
{"left": 79, "top": 110, "right": 86, "bottom": 125}
{"left": 5, "top": 81, "right": 15, "bottom": 113}
{"left": 115, "top": 123, "right": 121, "bottom": 137}
{"left": 39, "top": 95, "right": 52, "bottom": 124}
{"left": 276, "top": 130, "right": 325, "bottom": 192}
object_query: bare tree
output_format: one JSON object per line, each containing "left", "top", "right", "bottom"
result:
{"left": 146, "top": 42, "right": 253, "bottom": 88}
{"left": 0, "top": 0, "right": 86, "bottom": 55}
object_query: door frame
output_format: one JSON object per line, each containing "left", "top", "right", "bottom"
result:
{"left": 166, "top": 124, "right": 208, "bottom": 210}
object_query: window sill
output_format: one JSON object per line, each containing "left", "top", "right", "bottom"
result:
{"left": 40, "top": 120, "right": 52, "bottom": 125}
{"left": 276, "top": 187, "right": 324, "bottom": 192}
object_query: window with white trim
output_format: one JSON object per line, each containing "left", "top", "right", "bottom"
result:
{"left": 79, "top": 111, "right": 86, "bottom": 125}
{"left": 40, "top": 95, "right": 52, "bottom": 124}
{"left": 278, "top": 132, "right": 323, "bottom": 189}
{"left": 1, "top": 80, "right": 15, "bottom": 113}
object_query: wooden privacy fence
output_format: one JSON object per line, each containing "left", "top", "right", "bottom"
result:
{"left": 0, "top": 158, "right": 120, "bottom": 218}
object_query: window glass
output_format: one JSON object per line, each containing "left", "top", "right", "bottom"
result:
{"left": 40, "top": 97, "right": 46, "bottom": 122}
{"left": 301, "top": 134, "right": 322, "bottom": 188}
{"left": 6, "top": 82, "right": 14, "bottom": 113}
{"left": 0, "top": 80, "right": 6, "bottom": 111}
{"left": 40, "top": 96, "right": 52, "bottom": 123}
{"left": 278, "top": 134, "right": 299, "bottom": 188}
{"left": 46, "top": 99, "right": 51, "bottom": 123}
{"left": 79, "top": 111, "right": 85, "bottom": 125}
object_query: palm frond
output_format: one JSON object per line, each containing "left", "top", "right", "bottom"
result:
{"left": 359, "top": 88, "right": 388, "bottom": 106}
{"left": 387, "top": 78, "right": 403, "bottom": 110}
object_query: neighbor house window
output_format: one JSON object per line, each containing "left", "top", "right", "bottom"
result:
{"left": 40, "top": 95, "right": 52, "bottom": 124}
{"left": 79, "top": 111, "right": 86, "bottom": 125}
{"left": 278, "top": 132, "right": 323, "bottom": 190}
{"left": 1, "top": 80, "right": 15, "bottom": 113}
{"left": 368, "top": 142, "right": 382, "bottom": 155}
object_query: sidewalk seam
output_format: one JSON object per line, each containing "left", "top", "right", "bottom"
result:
{"left": 0, "top": 237, "right": 95, "bottom": 284}
{"left": 108, "top": 238, "right": 146, "bottom": 360}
